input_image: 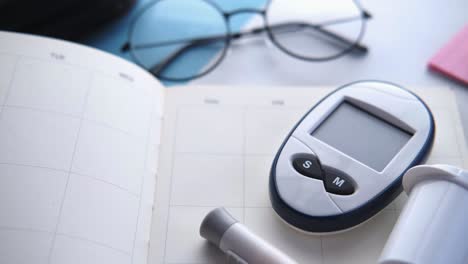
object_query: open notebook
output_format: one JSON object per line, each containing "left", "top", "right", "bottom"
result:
{"left": 0, "top": 31, "right": 467, "bottom": 264}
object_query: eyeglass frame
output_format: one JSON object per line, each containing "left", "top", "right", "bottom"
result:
{"left": 122, "top": 0, "right": 372, "bottom": 82}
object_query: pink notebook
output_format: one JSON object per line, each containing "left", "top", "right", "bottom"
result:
{"left": 429, "top": 25, "right": 468, "bottom": 86}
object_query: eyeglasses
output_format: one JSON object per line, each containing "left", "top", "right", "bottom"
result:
{"left": 122, "top": 0, "right": 372, "bottom": 82}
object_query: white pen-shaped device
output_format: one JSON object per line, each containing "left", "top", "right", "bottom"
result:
{"left": 200, "top": 207, "right": 297, "bottom": 264}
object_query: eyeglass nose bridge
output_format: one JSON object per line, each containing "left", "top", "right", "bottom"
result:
{"left": 221, "top": 8, "right": 267, "bottom": 37}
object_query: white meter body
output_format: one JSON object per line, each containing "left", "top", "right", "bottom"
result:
{"left": 269, "top": 81, "right": 435, "bottom": 233}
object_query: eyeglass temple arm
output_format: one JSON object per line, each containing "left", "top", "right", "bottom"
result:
{"left": 244, "top": 11, "right": 371, "bottom": 52}
{"left": 243, "top": 22, "right": 368, "bottom": 53}
{"left": 148, "top": 38, "right": 220, "bottom": 76}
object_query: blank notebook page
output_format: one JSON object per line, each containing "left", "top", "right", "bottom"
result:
{"left": 0, "top": 31, "right": 163, "bottom": 264}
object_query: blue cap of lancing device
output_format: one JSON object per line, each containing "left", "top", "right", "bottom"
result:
{"left": 269, "top": 81, "right": 435, "bottom": 233}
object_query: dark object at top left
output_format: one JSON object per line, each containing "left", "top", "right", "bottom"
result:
{"left": 0, "top": 0, "right": 136, "bottom": 40}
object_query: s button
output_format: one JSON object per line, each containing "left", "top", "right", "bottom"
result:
{"left": 292, "top": 154, "right": 323, "bottom": 180}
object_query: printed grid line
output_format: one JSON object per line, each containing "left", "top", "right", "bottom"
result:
{"left": 55, "top": 232, "right": 132, "bottom": 256}
{"left": 451, "top": 110, "right": 467, "bottom": 162}
{"left": 2, "top": 103, "right": 147, "bottom": 140}
{"left": 131, "top": 88, "right": 159, "bottom": 263}
{"left": 162, "top": 108, "right": 181, "bottom": 262}
{"left": 0, "top": 54, "right": 20, "bottom": 120}
{"left": 241, "top": 106, "right": 247, "bottom": 223}
{"left": 0, "top": 53, "right": 149, "bottom": 141}
{"left": 0, "top": 225, "right": 54, "bottom": 235}
{"left": 162, "top": 204, "right": 408, "bottom": 212}
{"left": 46, "top": 71, "right": 94, "bottom": 264}
{"left": 0, "top": 226, "right": 132, "bottom": 256}
{"left": 159, "top": 151, "right": 465, "bottom": 159}
{"left": 0, "top": 50, "right": 136, "bottom": 90}
{"left": 0, "top": 54, "right": 20, "bottom": 107}
{"left": 319, "top": 235, "right": 324, "bottom": 264}
{"left": 0, "top": 162, "right": 140, "bottom": 197}
{"left": 174, "top": 103, "right": 309, "bottom": 111}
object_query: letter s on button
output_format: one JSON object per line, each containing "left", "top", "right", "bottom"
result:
{"left": 292, "top": 154, "right": 323, "bottom": 180}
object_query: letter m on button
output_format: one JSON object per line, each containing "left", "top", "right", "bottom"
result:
{"left": 332, "top": 177, "right": 345, "bottom": 187}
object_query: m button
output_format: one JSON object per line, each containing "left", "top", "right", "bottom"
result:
{"left": 323, "top": 167, "right": 355, "bottom": 195}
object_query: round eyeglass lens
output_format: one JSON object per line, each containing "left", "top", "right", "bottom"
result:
{"left": 266, "top": 0, "right": 365, "bottom": 60}
{"left": 129, "top": 0, "right": 228, "bottom": 81}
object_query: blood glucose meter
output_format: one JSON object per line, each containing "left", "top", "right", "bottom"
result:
{"left": 269, "top": 81, "right": 435, "bottom": 233}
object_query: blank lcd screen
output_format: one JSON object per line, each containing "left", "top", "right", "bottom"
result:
{"left": 311, "top": 102, "right": 412, "bottom": 171}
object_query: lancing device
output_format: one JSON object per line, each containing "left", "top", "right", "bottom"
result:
{"left": 200, "top": 207, "right": 297, "bottom": 264}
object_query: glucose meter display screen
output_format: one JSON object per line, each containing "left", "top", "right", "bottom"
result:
{"left": 312, "top": 102, "right": 412, "bottom": 171}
